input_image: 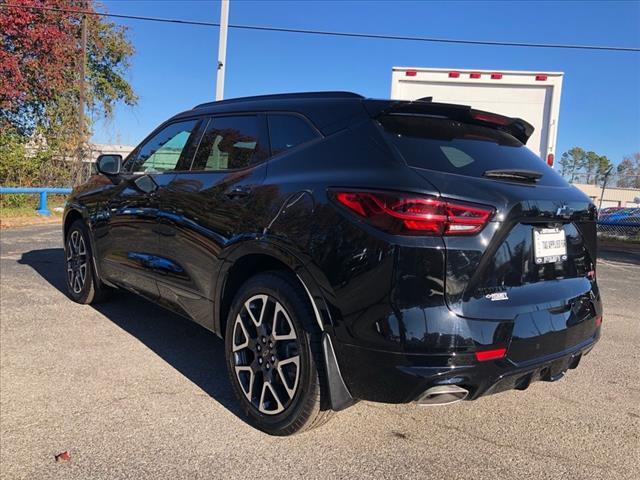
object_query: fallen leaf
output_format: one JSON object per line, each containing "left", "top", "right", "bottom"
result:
{"left": 55, "top": 451, "right": 70, "bottom": 463}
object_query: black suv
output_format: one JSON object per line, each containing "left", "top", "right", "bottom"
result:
{"left": 64, "top": 92, "right": 601, "bottom": 435}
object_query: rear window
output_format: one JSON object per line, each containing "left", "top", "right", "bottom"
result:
{"left": 378, "top": 114, "right": 556, "bottom": 181}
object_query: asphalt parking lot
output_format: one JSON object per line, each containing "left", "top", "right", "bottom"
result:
{"left": 1, "top": 224, "right": 639, "bottom": 480}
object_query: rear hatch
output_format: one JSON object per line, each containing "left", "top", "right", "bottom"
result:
{"left": 375, "top": 106, "right": 601, "bottom": 361}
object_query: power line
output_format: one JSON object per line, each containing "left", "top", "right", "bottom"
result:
{"left": 3, "top": 2, "right": 639, "bottom": 53}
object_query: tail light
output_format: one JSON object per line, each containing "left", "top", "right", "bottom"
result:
{"left": 546, "top": 153, "right": 554, "bottom": 166}
{"left": 331, "top": 190, "right": 494, "bottom": 236}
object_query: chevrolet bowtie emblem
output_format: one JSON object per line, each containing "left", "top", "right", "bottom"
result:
{"left": 556, "top": 205, "right": 573, "bottom": 218}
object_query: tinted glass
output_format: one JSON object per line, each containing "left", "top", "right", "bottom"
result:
{"left": 268, "top": 114, "right": 319, "bottom": 155}
{"left": 379, "top": 114, "right": 564, "bottom": 185}
{"left": 126, "top": 120, "right": 200, "bottom": 174}
{"left": 193, "top": 115, "right": 267, "bottom": 171}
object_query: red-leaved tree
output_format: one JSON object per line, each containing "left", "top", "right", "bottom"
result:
{"left": 1, "top": 0, "right": 81, "bottom": 134}
{"left": 0, "top": 0, "right": 136, "bottom": 187}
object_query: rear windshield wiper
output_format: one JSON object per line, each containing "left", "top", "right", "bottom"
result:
{"left": 483, "top": 169, "right": 543, "bottom": 183}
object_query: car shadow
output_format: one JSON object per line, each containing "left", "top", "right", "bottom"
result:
{"left": 599, "top": 246, "right": 640, "bottom": 266}
{"left": 18, "top": 248, "right": 242, "bottom": 418}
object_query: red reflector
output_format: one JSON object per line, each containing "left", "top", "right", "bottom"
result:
{"left": 536, "top": 74, "right": 548, "bottom": 81}
{"left": 595, "top": 316, "right": 602, "bottom": 327}
{"left": 472, "top": 111, "right": 510, "bottom": 126}
{"left": 332, "top": 190, "right": 493, "bottom": 236}
{"left": 475, "top": 348, "right": 507, "bottom": 362}
{"left": 490, "top": 73, "right": 503, "bottom": 79}
{"left": 546, "top": 153, "right": 554, "bottom": 166}
{"left": 406, "top": 70, "right": 417, "bottom": 77}
{"left": 448, "top": 71, "right": 460, "bottom": 78}
{"left": 470, "top": 72, "right": 481, "bottom": 79}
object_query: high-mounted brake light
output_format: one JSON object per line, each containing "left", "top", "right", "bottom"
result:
{"left": 471, "top": 111, "right": 510, "bottom": 126}
{"left": 406, "top": 70, "right": 417, "bottom": 77}
{"left": 332, "top": 191, "right": 494, "bottom": 236}
{"left": 448, "top": 71, "right": 460, "bottom": 78}
{"left": 490, "top": 73, "right": 503, "bottom": 79}
{"left": 475, "top": 347, "right": 507, "bottom": 362}
{"left": 470, "top": 72, "right": 481, "bottom": 79}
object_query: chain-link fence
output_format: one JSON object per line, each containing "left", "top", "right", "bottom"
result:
{"left": 597, "top": 209, "right": 640, "bottom": 241}
{"left": 566, "top": 174, "right": 640, "bottom": 244}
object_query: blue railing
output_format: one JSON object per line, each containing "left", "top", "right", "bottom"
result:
{"left": 0, "top": 187, "right": 72, "bottom": 216}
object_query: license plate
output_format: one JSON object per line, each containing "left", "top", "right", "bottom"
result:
{"left": 533, "top": 227, "right": 567, "bottom": 264}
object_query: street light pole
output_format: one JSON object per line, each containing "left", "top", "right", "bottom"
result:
{"left": 215, "top": 0, "right": 229, "bottom": 101}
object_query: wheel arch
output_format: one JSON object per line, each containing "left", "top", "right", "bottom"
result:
{"left": 63, "top": 208, "right": 84, "bottom": 240}
{"left": 215, "top": 240, "right": 334, "bottom": 339}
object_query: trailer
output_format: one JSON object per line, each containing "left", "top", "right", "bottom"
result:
{"left": 390, "top": 67, "right": 563, "bottom": 166}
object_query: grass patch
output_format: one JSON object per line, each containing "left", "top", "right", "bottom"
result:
{"left": 0, "top": 194, "right": 66, "bottom": 227}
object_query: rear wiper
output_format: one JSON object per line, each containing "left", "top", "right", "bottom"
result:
{"left": 483, "top": 169, "right": 543, "bottom": 183}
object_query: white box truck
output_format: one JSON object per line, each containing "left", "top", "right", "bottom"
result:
{"left": 390, "top": 67, "right": 563, "bottom": 167}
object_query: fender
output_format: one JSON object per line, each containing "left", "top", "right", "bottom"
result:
{"left": 213, "top": 236, "right": 335, "bottom": 335}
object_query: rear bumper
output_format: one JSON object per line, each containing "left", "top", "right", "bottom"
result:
{"left": 333, "top": 329, "right": 600, "bottom": 404}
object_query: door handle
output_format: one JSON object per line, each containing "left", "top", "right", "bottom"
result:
{"left": 225, "top": 186, "right": 252, "bottom": 199}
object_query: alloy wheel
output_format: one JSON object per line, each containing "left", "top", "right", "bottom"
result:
{"left": 231, "top": 294, "right": 301, "bottom": 415}
{"left": 66, "top": 230, "right": 88, "bottom": 294}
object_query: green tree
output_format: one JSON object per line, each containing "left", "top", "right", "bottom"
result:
{"left": 559, "top": 147, "right": 612, "bottom": 185}
{"left": 559, "top": 147, "right": 586, "bottom": 181}
{"left": 587, "top": 151, "right": 612, "bottom": 186}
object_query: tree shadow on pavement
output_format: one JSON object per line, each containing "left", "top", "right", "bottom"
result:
{"left": 19, "top": 248, "right": 242, "bottom": 418}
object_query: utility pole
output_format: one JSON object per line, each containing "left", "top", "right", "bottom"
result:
{"left": 79, "top": 12, "right": 86, "bottom": 141}
{"left": 599, "top": 166, "right": 613, "bottom": 210}
{"left": 77, "top": 9, "right": 87, "bottom": 181}
{"left": 215, "top": 0, "right": 229, "bottom": 101}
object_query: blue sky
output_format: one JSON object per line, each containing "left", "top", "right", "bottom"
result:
{"left": 97, "top": 0, "right": 640, "bottom": 165}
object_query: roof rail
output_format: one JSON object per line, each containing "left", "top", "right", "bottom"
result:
{"left": 193, "top": 91, "right": 363, "bottom": 109}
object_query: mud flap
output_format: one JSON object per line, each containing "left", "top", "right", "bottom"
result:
{"left": 322, "top": 333, "right": 357, "bottom": 411}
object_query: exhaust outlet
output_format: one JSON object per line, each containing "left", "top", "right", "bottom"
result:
{"left": 415, "top": 385, "right": 469, "bottom": 406}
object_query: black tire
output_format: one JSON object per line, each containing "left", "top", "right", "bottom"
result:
{"left": 224, "top": 271, "right": 334, "bottom": 435}
{"left": 64, "top": 219, "right": 111, "bottom": 304}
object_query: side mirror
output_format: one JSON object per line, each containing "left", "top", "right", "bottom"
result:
{"left": 96, "top": 154, "right": 122, "bottom": 175}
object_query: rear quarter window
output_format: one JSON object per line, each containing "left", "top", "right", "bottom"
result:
{"left": 378, "top": 114, "right": 565, "bottom": 186}
{"left": 267, "top": 114, "right": 320, "bottom": 155}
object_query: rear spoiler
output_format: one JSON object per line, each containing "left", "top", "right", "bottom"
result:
{"left": 364, "top": 99, "right": 535, "bottom": 145}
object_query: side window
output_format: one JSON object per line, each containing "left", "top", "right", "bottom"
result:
{"left": 192, "top": 115, "right": 268, "bottom": 171}
{"left": 126, "top": 119, "right": 200, "bottom": 173}
{"left": 268, "top": 114, "right": 319, "bottom": 155}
